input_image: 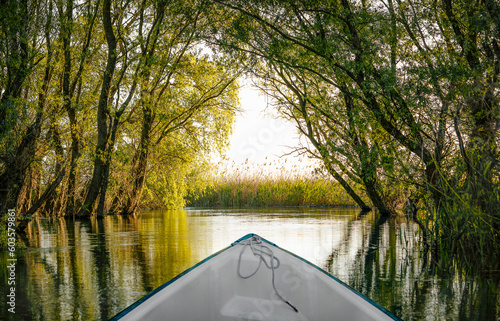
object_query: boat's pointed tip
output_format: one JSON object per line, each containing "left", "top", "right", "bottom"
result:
{"left": 233, "top": 233, "right": 260, "bottom": 244}
{"left": 232, "top": 234, "right": 279, "bottom": 247}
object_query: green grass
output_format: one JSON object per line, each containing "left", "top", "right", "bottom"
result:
{"left": 186, "top": 160, "right": 363, "bottom": 207}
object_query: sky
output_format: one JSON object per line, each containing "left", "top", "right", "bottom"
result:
{"left": 225, "top": 84, "right": 302, "bottom": 164}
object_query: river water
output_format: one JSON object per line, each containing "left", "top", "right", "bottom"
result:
{"left": 0, "top": 207, "right": 498, "bottom": 320}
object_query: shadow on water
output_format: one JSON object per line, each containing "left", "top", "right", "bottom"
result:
{"left": 0, "top": 208, "right": 498, "bottom": 320}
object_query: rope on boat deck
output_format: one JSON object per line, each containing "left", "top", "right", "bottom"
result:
{"left": 235, "top": 236, "right": 299, "bottom": 313}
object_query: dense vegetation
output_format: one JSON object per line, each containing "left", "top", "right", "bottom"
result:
{"left": 0, "top": 0, "right": 238, "bottom": 218}
{"left": 187, "top": 159, "right": 362, "bottom": 207}
{"left": 204, "top": 0, "right": 500, "bottom": 272}
{"left": 1, "top": 0, "right": 499, "bottom": 271}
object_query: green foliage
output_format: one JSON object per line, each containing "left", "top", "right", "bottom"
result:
{"left": 206, "top": 0, "right": 500, "bottom": 272}
{"left": 138, "top": 136, "right": 217, "bottom": 210}
{"left": 0, "top": 0, "right": 239, "bottom": 216}
{"left": 417, "top": 160, "right": 500, "bottom": 273}
{"left": 106, "top": 51, "right": 239, "bottom": 212}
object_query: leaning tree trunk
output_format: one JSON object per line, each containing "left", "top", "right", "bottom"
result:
{"left": 300, "top": 104, "right": 371, "bottom": 211}
{"left": 77, "top": 0, "right": 117, "bottom": 217}
{"left": 66, "top": 105, "right": 81, "bottom": 216}
{"left": 96, "top": 116, "right": 123, "bottom": 216}
{"left": 344, "top": 89, "right": 392, "bottom": 215}
{"left": 323, "top": 161, "right": 371, "bottom": 211}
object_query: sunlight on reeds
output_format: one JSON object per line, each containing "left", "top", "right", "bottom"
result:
{"left": 187, "top": 156, "right": 363, "bottom": 207}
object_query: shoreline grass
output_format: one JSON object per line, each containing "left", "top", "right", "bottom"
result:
{"left": 187, "top": 177, "right": 360, "bottom": 208}
{"left": 186, "top": 159, "right": 365, "bottom": 208}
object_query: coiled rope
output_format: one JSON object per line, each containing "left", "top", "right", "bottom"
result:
{"left": 235, "top": 236, "right": 299, "bottom": 313}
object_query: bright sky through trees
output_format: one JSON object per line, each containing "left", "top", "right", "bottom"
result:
{"left": 227, "top": 84, "right": 300, "bottom": 164}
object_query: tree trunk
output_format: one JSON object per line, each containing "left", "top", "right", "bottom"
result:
{"left": 66, "top": 106, "right": 80, "bottom": 216}
{"left": 77, "top": 0, "right": 117, "bottom": 217}
{"left": 42, "top": 121, "right": 65, "bottom": 216}
{"left": 25, "top": 165, "right": 67, "bottom": 217}
{"left": 298, "top": 100, "right": 371, "bottom": 211}
{"left": 97, "top": 117, "right": 121, "bottom": 216}
{"left": 122, "top": 105, "right": 153, "bottom": 214}
{"left": 362, "top": 169, "right": 390, "bottom": 215}
{"left": 0, "top": 0, "right": 34, "bottom": 212}
{"left": 344, "top": 90, "right": 391, "bottom": 215}
{"left": 323, "top": 161, "right": 371, "bottom": 211}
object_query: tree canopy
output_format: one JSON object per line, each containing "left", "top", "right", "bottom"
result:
{"left": 206, "top": 0, "right": 499, "bottom": 270}
{"left": 0, "top": 0, "right": 239, "bottom": 217}
{"left": 1, "top": 0, "right": 499, "bottom": 271}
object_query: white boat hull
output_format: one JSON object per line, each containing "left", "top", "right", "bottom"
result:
{"left": 111, "top": 234, "right": 402, "bottom": 321}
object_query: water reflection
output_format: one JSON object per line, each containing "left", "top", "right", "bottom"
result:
{"left": 0, "top": 208, "right": 498, "bottom": 320}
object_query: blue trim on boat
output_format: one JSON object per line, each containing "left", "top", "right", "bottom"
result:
{"left": 232, "top": 233, "right": 257, "bottom": 244}
{"left": 109, "top": 233, "right": 403, "bottom": 321}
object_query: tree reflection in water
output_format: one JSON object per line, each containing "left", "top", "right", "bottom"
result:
{"left": 0, "top": 208, "right": 497, "bottom": 320}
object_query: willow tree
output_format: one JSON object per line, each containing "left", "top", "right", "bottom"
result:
{"left": 74, "top": 0, "right": 240, "bottom": 217}
{"left": 257, "top": 63, "right": 402, "bottom": 214}
{"left": 207, "top": 0, "right": 441, "bottom": 213}
{"left": 209, "top": 0, "right": 499, "bottom": 269}
{"left": 108, "top": 53, "right": 239, "bottom": 214}
{"left": 76, "top": 0, "right": 119, "bottom": 217}
{"left": 0, "top": 0, "right": 46, "bottom": 213}
{"left": 1, "top": 0, "right": 239, "bottom": 220}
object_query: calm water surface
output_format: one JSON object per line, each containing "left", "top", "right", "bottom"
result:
{"left": 0, "top": 208, "right": 498, "bottom": 320}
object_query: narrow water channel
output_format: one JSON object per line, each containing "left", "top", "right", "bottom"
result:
{"left": 0, "top": 208, "right": 498, "bottom": 320}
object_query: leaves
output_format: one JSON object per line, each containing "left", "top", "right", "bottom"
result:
{"left": 0, "top": 0, "right": 240, "bottom": 216}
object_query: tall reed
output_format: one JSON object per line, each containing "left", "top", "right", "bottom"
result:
{"left": 416, "top": 164, "right": 500, "bottom": 274}
{"left": 432, "top": 193, "right": 499, "bottom": 273}
{"left": 186, "top": 158, "right": 364, "bottom": 207}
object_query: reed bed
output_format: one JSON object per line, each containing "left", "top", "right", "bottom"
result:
{"left": 424, "top": 181, "right": 500, "bottom": 273}
{"left": 187, "top": 158, "right": 363, "bottom": 208}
